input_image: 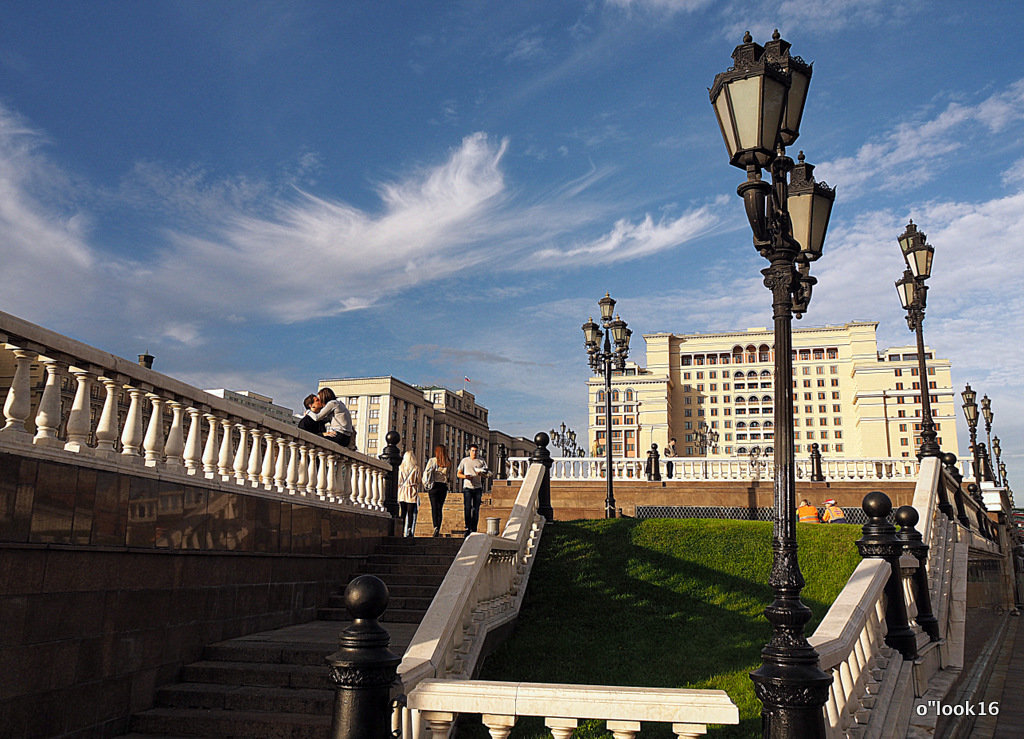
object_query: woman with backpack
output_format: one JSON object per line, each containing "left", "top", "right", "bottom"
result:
{"left": 421, "top": 445, "right": 451, "bottom": 537}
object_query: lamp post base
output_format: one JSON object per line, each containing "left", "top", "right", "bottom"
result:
{"left": 750, "top": 659, "right": 831, "bottom": 739}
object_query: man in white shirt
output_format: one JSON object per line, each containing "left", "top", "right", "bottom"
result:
{"left": 457, "top": 444, "right": 489, "bottom": 535}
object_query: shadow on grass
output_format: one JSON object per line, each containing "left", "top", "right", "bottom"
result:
{"left": 452, "top": 518, "right": 861, "bottom": 739}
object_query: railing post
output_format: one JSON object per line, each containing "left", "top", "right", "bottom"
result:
{"left": 934, "top": 452, "right": 955, "bottom": 520}
{"left": 531, "top": 431, "right": 553, "bottom": 520}
{"left": 497, "top": 443, "right": 508, "bottom": 480}
{"left": 809, "top": 442, "right": 825, "bottom": 482}
{"left": 379, "top": 430, "right": 402, "bottom": 519}
{"left": 327, "top": 575, "right": 401, "bottom": 739}
{"left": 943, "top": 452, "right": 972, "bottom": 529}
{"left": 894, "top": 505, "right": 941, "bottom": 642}
{"left": 967, "top": 483, "right": 991, "bottom": 540}
{"left": 856, "top": 491, "right": 918, "bottom": 660}
{"left": 646, "top": 443, "right": 661, "bottom": 481}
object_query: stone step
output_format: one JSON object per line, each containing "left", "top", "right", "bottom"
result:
{"left": 155, "top": 683, "right": 333, "bottom": 715}
{"left": 359, "top": 562, "right": 452, "bottom": 577}
{"left": 202, "top": 642, "right": 332, "bottom": 667}
{"left": 354, "top": 572, "right": 446, "bottom": 587}
{"left": 364, "top": 553, "right": 459, "bottom": 565}
{"left": 129, "top": 707, "right": 330, "bottom": 739}
{"left": 179, "top": 661, "right": 330, "bottom": 690}
{"left": 317, "top": 606, "right": 425, "bottom": 623}
{"left": 326, "top": 593, "right": 434, "bottom": 612}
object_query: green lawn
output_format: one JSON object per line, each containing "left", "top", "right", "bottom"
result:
{"left": 455, "top": 517, "right": 862, "bottom": 738}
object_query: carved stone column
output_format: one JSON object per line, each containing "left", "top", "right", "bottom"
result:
{"left": 64, "top": 368, "right": 94, "bottom": 453}
{"left": 94, "top": 377, "right": 120, "bottom": 453}
{"left": 33, "top": 359, "right": 64, "bottom": 447}
{"left": 143, "top": 394, "right": 166, "bottom": 465}
{"left": 120, "top": 386, "right": 145, "bottom": 459}
{"left": 1, "top": 347, "right": 37, "bottom": 435}
{"left": 164, "top": 401, "right": 185, "bottom": 467}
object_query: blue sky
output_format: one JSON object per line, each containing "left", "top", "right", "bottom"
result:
{"left": 1, "top": 1, "right": 1022, "bottom": 479}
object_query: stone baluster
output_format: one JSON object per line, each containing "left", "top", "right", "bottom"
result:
{"left": 247, "top": 428, "right": 262, "bottom": 485}
{"left": 272, "top": 436, "right": 287, "bottom": 490}
{"left": 325, "top": 453, "right": 337, "bottom": 500}
{"left": 64, "top": 368, "right": 94, "bottom": 453}
{"left": 482, "top": 715, "right": 516, "bottom": 738}
{"left": 121, "top": 386, "right": 145, "bottom": 459}
{"left": 422, "top": 714, "right": 455, "bottom": 735}
{"left": 260, "top": 432, "right": 276, "bottom": 488}
{"left": 357, "top": 465, "right": 368, "bottom": 507}
{"left": 607, "top": 721, "right": 640, "bottom": 739}
{"left": 184, "top": 407, "right": 203, "bottom": 474}
{"left": 143, "top": 394, "right": 166, "bottom": 466}
{"left": 546, "top": 718, "right": 577, "bottom": 739}
{"left": 1, "top": 347, "right": 37, "bottom": 435}
{"left": 286, "top": 441, "right": 299, "bottom": 493}
{"left": 233, "top": 423, "right": 249, "bottom": 483}
{"left": 217, "top": 418, "right": 234, "bottom": 477}
{"left": 305, "top": 447, "right": 317, "bottom": 494}
{"left": 164, "top": 401, "right": 185, "bottom": 468}
{"left": 349, "top": 463, "right": 359, "bottom": 506}
{"left": 316, "top": 450, "right": 328, "bottom": 497}
{"left": 673, "top": 723, "right": 709, "bottom": 739}
{"left": 295, "top": 445, "right": 308, "bottom": 492}
{"left": 33, "top": 359, "right": 64, "bottom": 447}
{"left": 94, "top": 377, "right": 120, "bottom": 453}
{"left": 371, "top": 469, "right": 382, "bottom": 509}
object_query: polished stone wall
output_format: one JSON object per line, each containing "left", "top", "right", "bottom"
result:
{"left": 0, "top": 451, "right": 392, "bottom": 738}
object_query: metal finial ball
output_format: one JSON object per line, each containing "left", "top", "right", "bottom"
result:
{"left": 385, "top": 430, "right": 400, "bottom": 446}
{"left": 743, "top": 31, "right": 752, "bottom": 43}
{"left": 344, "top": 575, "right": 390, "bottom": 620}
{"left": 534, "top": 431, "right": 550, "bottom": 447}
{"left": 772, "top": 29, "right": 781, "bottom": 40}
{"left": 941, "top": 451, "right": 957, "bottom": 467}
{"left": 967, "top": 483, "right": 979, "bottom": 494}
{"left": 894, "top": 505, "right": 919, "bottom": 528}
{"left": 862, "top": 491, "right": 892, "bottom": 519}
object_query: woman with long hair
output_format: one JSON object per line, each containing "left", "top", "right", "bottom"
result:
{"left": 421, "top": 445, "right": 451, "bottom": 537}
{"left": 397, "top": 451, "right": 421, "bottom": 538}
{"left": 308, "top": 387, "right": 354, "bottom": 448}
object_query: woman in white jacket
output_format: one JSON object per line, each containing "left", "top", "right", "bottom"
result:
{"left": 397, "top": 451, "right": 421, "bottom": 538}
{"left": 421, "top": 445, "right": 451, "bottom": 537}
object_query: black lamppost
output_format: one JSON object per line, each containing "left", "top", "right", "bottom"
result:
{"left": 697, "top": 421, "right": 720, "bottom": 455}
{"left": 582, "top": 293, "right": 631, "bottom": 519}
{"left": 981, "top": 395, "right": 994, "bottom": 476}
{"left": 550, "top": 422, "right": 583, "bottom": 457}
{"left": 993, "top": 436, "right": 1003, "bottom": 486}
{"left": 710, "top": 30, "right": 835, "bottom": 736}
{"left": 894, "top": 220, "right": 941, "bottom": 458}
{"left": 962, "top": 384, "right": 982, "bottom": 484}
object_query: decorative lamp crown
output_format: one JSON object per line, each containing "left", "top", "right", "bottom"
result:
{"left": 598, "top": 292, "right": 616, "bottom": 322}
{"left": 898, "top": 220, "right": 934, "bottom": 279}
{"left": 709, "top": 32, "right": 792, "bottom": 170}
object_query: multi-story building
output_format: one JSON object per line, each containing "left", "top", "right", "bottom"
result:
{"left": 204, "top": 389, "right": 296, "bottom": 426}
{"left": 586, "top": 321, "right": 961, "bottom": 461}
{"left": 317, "top": 377, "right": 496, "bottom": 464}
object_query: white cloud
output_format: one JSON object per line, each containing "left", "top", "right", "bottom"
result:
{"left": 815, "top": 79, "right": 1024, "bottom": 199}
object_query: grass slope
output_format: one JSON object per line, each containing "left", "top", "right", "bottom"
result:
{"left": 458, "top": 518, "right": 861, "bottom": 738}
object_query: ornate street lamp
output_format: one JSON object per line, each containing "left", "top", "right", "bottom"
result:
{"left": 550, "top": 422, "right": 583, "bottom": 457}
{"left": 961, "top": 384, "right": 982, "bottom": 484}
{"left": 710, "top": 30, "right": 834, "bottom": 735}
{"left": 894, "top": 220, "right": 941, "bottom": 458}
{"left": 993, "top": 436, "right": 1003, "bottom": 486}
{"left": 697, "top": 421, "right": 720, "bottom": 455}
{"left": 583, "top": 293, "right": 631, "bottom": 518}
{"left": 981, "top": 395, "right": 994, "bottom": 480}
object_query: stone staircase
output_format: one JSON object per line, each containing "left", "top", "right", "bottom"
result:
{"left": 121, "top": 537, "right": 463, "bottom": 738}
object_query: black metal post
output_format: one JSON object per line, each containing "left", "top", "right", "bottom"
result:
{"left": 646, "top": 443, "right": 661, "bottom": 481}
{"left": 935, "top": 453, "right": 956, "bottom": 521}
{"left": 856, "top": 492, "right": 918, "bottom": 660}
{"left": 894, "top": 505, "right": 941, "bottom": 642}
{"left": 899, "top": 271, "right": 941, "bottom": 458}
{"left": 809, "top": 442, "right": 824, "bottom": 482}
{"left": 531, "top": 431, "right": 554, "bottom": 520}
{"left": 603, "top": 337, "right": 615, "bottom": 518}
{"left": 379, "top": 430, "right": 402, "bottom": 519}
{"left": 327, "top": 575, "right": 401, "bottom": 739}
{"left": 496, "top": 443, "right": 508, "bottom": 480}
{"left": 943, "top": 452, "right": 972, "bottom": 529}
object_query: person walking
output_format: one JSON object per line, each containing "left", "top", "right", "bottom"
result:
{"left": 797, "top": 498, "right": 820, "bottom": 523}
{"left": 422, "top": 445, "right": 451, "bottom": 537}
{"left": 821, "top": 498, "right": 847, "bottom": 524}
{"left": 397, "top": 451, "right": 421, "bottom": 538}
{"left": 457, "top": 443, "right": 489, "bottom": 535}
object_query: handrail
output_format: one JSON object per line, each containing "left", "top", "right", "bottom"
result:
{"left": 407, "top": 678, "right": 739, "bottom": 737}
{"left": 0, "top": 309, "right": 389, "bottom": 511}
{"left": 505, "top": 455, "right": 926, "bottom": 482}
{"left": 396, "top": 463, "right": 546, "bottom": 734}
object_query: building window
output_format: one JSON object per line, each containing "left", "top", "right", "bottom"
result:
{"left": 369, "top": 409, "right": 380, "bottom": 418}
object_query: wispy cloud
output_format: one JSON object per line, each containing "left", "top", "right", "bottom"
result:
{"left": 815, "top": 79, "right": 1024, "bottom": 199}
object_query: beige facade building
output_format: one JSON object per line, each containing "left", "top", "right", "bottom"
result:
{"left": 317, "top": 377, "right": 495, "bottom": 464}
{"left": 587, "top": 321, "right": 961, "bottom": 461}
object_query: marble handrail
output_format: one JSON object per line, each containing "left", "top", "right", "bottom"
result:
{"left": 407, "top": 679, "right": 739, "bottom": 738}
{"left": 506, "top": 455, "right": 930, "bottom": 482}
{"left": 0, "top": 309, "right": 389, "bottom": 511}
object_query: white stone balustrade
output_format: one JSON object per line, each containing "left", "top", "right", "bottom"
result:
{"left": 407, "top": 679, "right": 739, "bottom": 738}
{"left": 506, "top": 455, "right": 936, "bottom": 482}
{"left": 0, "top": 309, "right": 391, "bottom": 515}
